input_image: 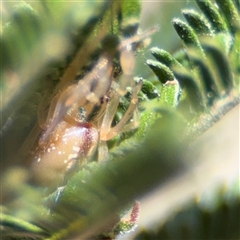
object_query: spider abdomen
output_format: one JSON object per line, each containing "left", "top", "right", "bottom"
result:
{"left": 31, "top": 121, "right": 99, "bottom": 187}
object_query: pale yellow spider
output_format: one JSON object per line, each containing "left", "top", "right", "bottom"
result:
{"left": 31, "top": 28, "right": 156, "bottom": 188}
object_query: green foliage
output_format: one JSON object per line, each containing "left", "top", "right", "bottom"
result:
{"left": 135, "top": 181, "right": 240, "bottom": 239}
{"left": 1, "top": 0, "right": 239, "bottom": 239}
{"left": 195, "top": 0, "right": 228, "bottom": 33}
{"left": 148, "top": 0, "right": 239, "bottom": 119}
{"left": 172, "top": 18, "right": 204, "bottom": 54}
{"left": 214, "top": 0, "right": 239, "bottom": 34}
{"left": 141, "top": 79, "right": 160, "bottom": 100}
{"left": 135, "top": 0, "right": 239, "bottom": 238}
{"left": 146, "top": 60, "right": 175, "bottom": 84}
{"left": 1, "top": 111, "right": 186, "bottom": 239}
{"left": 0, "top": 212, "right": 49, "bottom": 239}
{"left": 150, "top": 48, "right": 181, "bottom": 67}
{"left": 182, "top": 9, "right": 213, "bottom": 36}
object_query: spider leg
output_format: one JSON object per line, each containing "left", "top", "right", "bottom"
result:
{"left": 118, "top": 26, "right": 158, "bottom": 52}
{"left": 120, "top": 106, "right": 140, "bottom": 133}
{"left": 100, "top": 79, "right": 142, "bottom": 141}
{"left": 100, "top": 38, "right": 143, "bottom": 141}
{"left": 117, "top": 46, "right": 136, "bottom": 95}
{"left": 99, "top": 27, "right": 158, "bottom": 139}
{"left": 98, "top": 140, "right": 109, "bottom": 162}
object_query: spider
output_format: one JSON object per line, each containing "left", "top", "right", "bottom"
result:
{"left": 30, "top": 28, "right": 156, "bottom": 188}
